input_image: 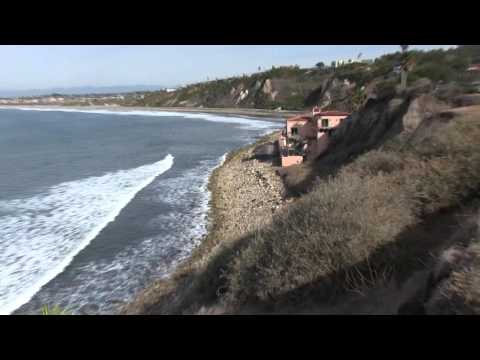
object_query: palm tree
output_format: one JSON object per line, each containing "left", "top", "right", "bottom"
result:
{"left": 400, "top": 45, "right": 410, "bottom": 90}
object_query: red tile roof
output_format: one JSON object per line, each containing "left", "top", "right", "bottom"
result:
{"left": 287, "top": 115, "right": 311, "bottom": 122}
{"left": 315, "top": 111, "right": 350, "bottom": 116}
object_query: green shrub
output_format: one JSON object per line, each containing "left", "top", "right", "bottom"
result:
{"left": 410, "top": 63, "right": 456, "bottom": 83}
{"left": 41, "top": 305, "right": 71, "bottom": 315}
{"left": 263, "top": 66, "right": 305, "bottom": 78}
{"left": 375, "top": 79, "right": 398, "bottom": 99}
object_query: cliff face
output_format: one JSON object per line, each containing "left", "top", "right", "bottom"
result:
{"left": 124, "top": 66, "right": 372, "bottom": 111}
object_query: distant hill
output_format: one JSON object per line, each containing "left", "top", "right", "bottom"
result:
{"left": 0, "top": 85, "right": 170, "bottom": 98}
{"left": 125, "top": 45, "right": 480, "bottom": 112}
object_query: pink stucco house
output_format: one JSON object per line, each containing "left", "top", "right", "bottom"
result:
{"left": 467, "top": 64, "right": 480, "bottom": 72}
{"left": 279, "top": 107, "right": 350, "bottom": 167}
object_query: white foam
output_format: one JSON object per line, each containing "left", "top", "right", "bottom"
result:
{"left": 2, "top": 106, "right": 281, "bottom": 130}
{"left": 11, "top": 153, "right": 227, "bottom": 315}
{"left": 0, "top": 154, "right": 174, "bottom": 315}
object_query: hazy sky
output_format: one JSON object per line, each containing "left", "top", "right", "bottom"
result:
{"left": 0, "top": 45, "right": 455, "bottom": 90}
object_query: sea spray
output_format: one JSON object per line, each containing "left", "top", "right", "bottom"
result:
{"left": 0, "top": 154, "right": 174, "bottom": 315}
{"left": 8, "top": 107, "right": 281, "bottom": 131}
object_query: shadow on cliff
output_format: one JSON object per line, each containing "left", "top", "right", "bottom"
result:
{"left": 138, "top": 200, "right": 472, "bottom": 315}
{"left": 230, "top": 205, "right": 470, "bottom": 315}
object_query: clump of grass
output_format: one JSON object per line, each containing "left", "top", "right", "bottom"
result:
{"left": 41, "top": 305, "right": 70, "bottom": 315}
{"left": 425, "top": 232, "right": 480, "bottom": 314}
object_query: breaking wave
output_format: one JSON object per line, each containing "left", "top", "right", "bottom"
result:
{"left": 7, "top": 153, "right": 226, "bottom": 315}
{"left": 7, "top": 107, "right": 281, "bottom": 130}
{"left": 0, "top": 154, "right": 174, "bottom": 315}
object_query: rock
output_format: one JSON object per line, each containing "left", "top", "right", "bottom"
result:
{"left": 402, "top": 94, "right": 449, "bottom": 132}
{"left": 387, "top": 98, "right": 406, "bottom": 117}
{"left": 262, "top": 79, "right": 273, "bottom": 94}
{"left": 406, "top": 78, "right": 433, "bottom": 97}
{"left": 79, "top": 303, "right": 100, "bottom": 315}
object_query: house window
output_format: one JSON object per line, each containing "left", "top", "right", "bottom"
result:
{"left": 291, "top": 127, "right": 298, "bottom": 135}
{"left": 321, "top": 118, "right": 329, "bottom": 127}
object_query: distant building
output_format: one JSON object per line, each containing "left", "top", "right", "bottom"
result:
{"left": 278, "top": 106, "right": 350, "bottom": 167}
{"left": 334, "top": 58, "right": 365, "bottom": 67}
{"left": 467, "top": 64, "right": 480, "bottom": 72}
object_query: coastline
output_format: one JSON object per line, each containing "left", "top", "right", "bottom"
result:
{"left": 121, "top": 131, "right": 287, "bottom": 314}
{"left": 0, "top": 104, "right": 287, "bottom": 314}
{"left": 0, "top": 104, "right": 302, "bottom": 123}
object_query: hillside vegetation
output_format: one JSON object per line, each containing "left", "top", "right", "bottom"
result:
{"left": 123, "top": 46, "right": 480, "bottom": 112}
{"left": 123, "top": 46, "right": 480, "bottom": 315}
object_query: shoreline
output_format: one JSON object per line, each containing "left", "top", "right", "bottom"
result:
{"left": 121, "top": 131, "right": 286, "bottom": 314}
{"left": 0, "top": 105, "right": 286, "bottom": 315}
{"left": 0, "top": 104, "right": 301, "bottom": 123}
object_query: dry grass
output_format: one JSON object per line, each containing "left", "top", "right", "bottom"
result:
{"left": 123, "top": 111, "right": 480, "bottom": 314}
{"left": 220, "top": 113, "right": 480, "bottom": 309}
{"left": 424, "top": 217, "right": 480, "bottom": 314}
{"left": 225, "top": 171, "right": 417, "bottom": 305}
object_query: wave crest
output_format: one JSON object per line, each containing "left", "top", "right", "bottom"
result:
{"left": 0, "top": 154, "right": 174, "bottom": 315}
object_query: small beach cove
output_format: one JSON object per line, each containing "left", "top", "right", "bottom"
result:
{"left": 0, "top": 107, "right": 282, "bottom": 314}
{"left": 121, "top": 131, "right": 290, "bottom": 314}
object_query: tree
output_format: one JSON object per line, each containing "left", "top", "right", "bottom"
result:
{"left": 399, "top": 45, "right": 410, "bottom": 90}
{"left": 316, "top": 61, "right": 325, "bottom": 69}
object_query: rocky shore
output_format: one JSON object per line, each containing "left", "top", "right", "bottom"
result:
{"left": 121, "top": 131, "right": 288, "bottom": 314}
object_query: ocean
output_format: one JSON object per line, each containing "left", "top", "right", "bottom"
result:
{"left": 0, "top": 107, "right": 281, "bottom": 315}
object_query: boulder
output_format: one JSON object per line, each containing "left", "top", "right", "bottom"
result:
{"left": 406, "top": 78, "right": 433, "bottom": 97}
{"left": 402, "top": 94, "right": 449, "bottom": 132}
{"left": 387, "top": 98, "right": 406, "bottom": 117}
{"left": 262, "top": 79, "right": 273, "bottom": 94}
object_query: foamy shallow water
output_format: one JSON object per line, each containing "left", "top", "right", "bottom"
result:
{"left": 0, "top": 155, "right": 174, "bottom": 315}
{"left": 0, "top": 108, "right": 278, "bottom": 315}
{"left": 10, "top": 106, "right": 279, "bottom": 130}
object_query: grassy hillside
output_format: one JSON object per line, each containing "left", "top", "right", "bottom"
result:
{"left": 120, "top": 45, "right": 480, "bottom": 315}
{"left": 122, "top": 46, "right": 480, "bottom": 112}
